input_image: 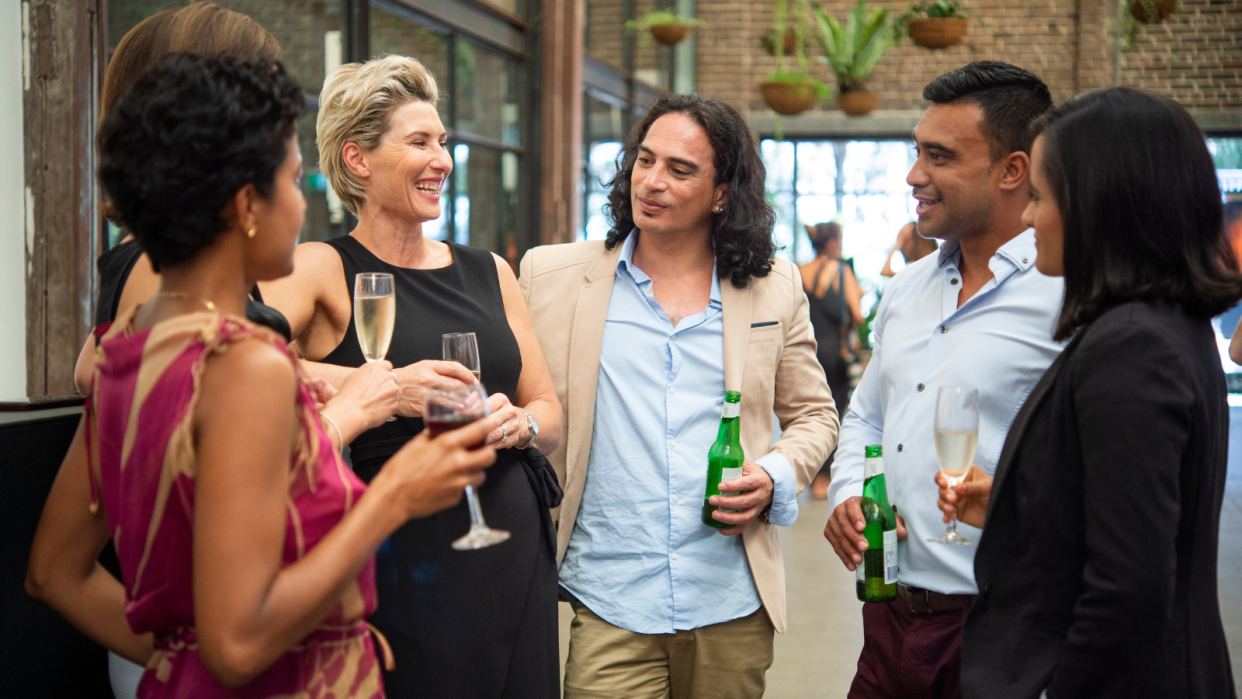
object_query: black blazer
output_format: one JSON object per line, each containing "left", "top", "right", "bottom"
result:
{"left": 963, "top": 300, "right": 1237, "bottom": 699}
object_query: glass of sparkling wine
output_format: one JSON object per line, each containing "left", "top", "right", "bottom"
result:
{"left": 354, "top": 273, "right": 397, "bottom": 421}
{"left": 425, "top": 384, "right": 511, "bottom": 550}
{"left": 442, "top": 333, "right": 481, "bottom": 384}
{"left": 931, "top": 386, "right": 979, "bottom": 545}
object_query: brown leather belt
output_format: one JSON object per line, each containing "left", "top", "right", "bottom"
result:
{"left": 897, "top": 584, "right": 976, "bottom": 614}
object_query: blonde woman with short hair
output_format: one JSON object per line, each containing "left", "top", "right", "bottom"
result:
{"left": 261, "top": 55, "right": 563, "bottom": 698}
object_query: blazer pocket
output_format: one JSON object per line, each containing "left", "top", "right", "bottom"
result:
{"left": 749, "top": 322, "right": 783, "bottom": 344}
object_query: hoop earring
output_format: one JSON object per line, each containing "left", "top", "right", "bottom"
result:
{"left": 247, "top": 227, "right": 257, "bottom": 238}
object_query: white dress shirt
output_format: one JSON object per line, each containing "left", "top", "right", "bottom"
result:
{"left": 829, "top": 229, "right": 1065, "bottom": 595}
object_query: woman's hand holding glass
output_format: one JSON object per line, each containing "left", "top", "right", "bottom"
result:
{"left": 935, "top": 465, "right": 992, "bottom": 531}
{"left": 392, "top": 360, "right": 478, "bottom": 418}
{"left": 370, "top": 411, "right": 504, "bottom": 522}
{"left": 484, "top": 392, "right": 528, "bottom": 448}
{"left": 317, "top": 361, "right": 400, "bottom": 449}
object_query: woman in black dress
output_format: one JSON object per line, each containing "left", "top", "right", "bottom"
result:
{"left": 262, "top": 55, "right": 563, "bottom": 699}
{"left": 938, "top": 88, "right": 1240, "bottom": 698}
{"left": 798, "top": 223, "right": 863, "bottom": 499}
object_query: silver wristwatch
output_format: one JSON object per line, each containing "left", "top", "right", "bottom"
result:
{"left": 519, "top": 407, "right": 538, "bottom": 449}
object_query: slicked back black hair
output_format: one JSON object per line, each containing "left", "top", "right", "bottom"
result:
{"left": 923, "top": 61, "right": 1052, "bottom": 160}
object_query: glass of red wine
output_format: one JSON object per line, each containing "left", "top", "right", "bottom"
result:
{"left": 425, "top": 384, "right": 511, "bottom": 550}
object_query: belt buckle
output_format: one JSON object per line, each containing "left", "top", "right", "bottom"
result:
{"left": 903, "top": 585, "right": 934, "bottom": 615}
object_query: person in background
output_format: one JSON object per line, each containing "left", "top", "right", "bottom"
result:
{"left": 823, "top": 62, "right": 1064, "bottom": 699}
{"left": 521, "top": 93, "right": 838, "bottom": 699}
{"left": 880, "top": 221, "right": 939, "bottom": 278}
{"left": 73, "top": 2, "right": 292, "bottom": 397}
{"left": 799, "top": 222, "right": 863, "bottom": 500}
{"left": 26, "top": 54, "right": 501, "bottom": 699}
{"left": 939, "top": 87, "right": 1240, "bottom": 699}
{"left": 260, "top": 55, "right": 563, "bottom": 698}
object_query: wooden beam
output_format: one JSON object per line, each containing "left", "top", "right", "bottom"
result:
{"left": 538, "top": 0, "right": 584, "bottom": 245}
{"left": 24, "top": 0, "right": 102, "bottom": 397}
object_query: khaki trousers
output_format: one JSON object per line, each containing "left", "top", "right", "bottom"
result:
{"left": 563, "top": 602, "right": 775, "bottom": 699}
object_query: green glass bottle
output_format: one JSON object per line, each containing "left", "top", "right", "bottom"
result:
{"left": 702, "top": 391, "right": 744, "bottom": 529}
{"left": 856, "top": 444, "right": 898, "bottom": 602}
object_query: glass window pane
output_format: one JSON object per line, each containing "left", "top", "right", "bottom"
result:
{"left": 795, "top": 142, "right": 838, "bottom": 195}
{"left": 761, "top": 140, "right": 795, "bottom": 195}
{"left": 453, "top": 144, "right": 522, "bottom": 254}
{"left": 455, "top": 42, "right": 523, "bottom": 146}
{"left": 369, "top": 9, "right": 451, "bottom": 125}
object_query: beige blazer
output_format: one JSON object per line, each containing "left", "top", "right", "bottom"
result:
{"left": 519, "top": 239, "right": 838, "bottom": 633}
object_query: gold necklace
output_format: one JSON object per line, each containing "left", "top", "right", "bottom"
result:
{"left": 155, "top": 291, "right": 217, "bottom": 311}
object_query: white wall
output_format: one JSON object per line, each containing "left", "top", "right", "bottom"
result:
{"left": 0, "top": 1, "right": 25, "bottom": 400}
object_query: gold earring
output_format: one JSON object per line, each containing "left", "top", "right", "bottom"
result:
{"left": 247, "top": 227, "right": 257, "bottom": 238}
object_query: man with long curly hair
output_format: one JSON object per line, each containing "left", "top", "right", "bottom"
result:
{"left": 519, "top": 94, "right": 838, "bottom": 698}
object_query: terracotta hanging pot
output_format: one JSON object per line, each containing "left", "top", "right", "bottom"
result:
{"left": 762, "top": 30, "right": 799, "bottom": 56}
{"left": 650, "top": 24, "right": 694, "bottom": 45}
{"left": 1130, "top": 0, "right": 1176, "bottom": 23}
{"left": 838, "top": 86, "right": 880, "bottom": 117}
{"left": 761, "top": 79, "right": 819, "bottom": 116}
{"left": 907, "top": 17, "right": 969, "bottom": 49}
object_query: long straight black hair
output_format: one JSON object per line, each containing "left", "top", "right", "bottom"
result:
{"left": 1033, "top": 87, "right": 1242, "bottom": 340}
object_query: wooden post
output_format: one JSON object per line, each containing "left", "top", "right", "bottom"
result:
{"left": 539, "top": 0, "right": 584, "bottom": 246}
{"left": 24, "top": 0, "right": 103, "bottom": 397}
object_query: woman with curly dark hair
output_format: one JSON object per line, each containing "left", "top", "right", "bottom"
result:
{"left": 521, "top": 93, "right": 838, "bottom": 697}
{"left": 25, "top": 54, "right": 502, "bottom": 698}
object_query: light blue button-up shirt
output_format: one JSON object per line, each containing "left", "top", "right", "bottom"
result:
{"left": 829, "top": 230, "right": 1065, "bottom": 595}
{"left": 559, "top": 232, "right": 796, "bottom": 634}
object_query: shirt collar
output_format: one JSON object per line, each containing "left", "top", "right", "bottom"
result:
{"left": 617, "top": 229, "right": 723, "bottom": 306}
{"left": 936, "top": 228, "right": 1037, "bottom": 274}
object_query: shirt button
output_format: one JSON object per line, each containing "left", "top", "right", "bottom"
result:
{"left": 940, "top": 325, "right": 948, "bottom": 334}
{"left": 669, "top": 440, "right": 677, "bottom": 448}
{"left": 897, "top": 444, "right": 904, "bottom": 452}
{"left": 671, "top": 553, "right": 680, "bottom": 560}
{"left": 917, "top": 383, "right": 925, "bottom": 392}
{"left": 950, "top": 278, "right": 959, "bottom": 285}
{"left": 673, "top": 495, "right": 681, "bottom": 503}
{"left": 668, "top": 387, "right": 676, "bottom": 395}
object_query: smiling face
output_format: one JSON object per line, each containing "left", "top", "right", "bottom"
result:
{"left": 246, "top": 134, "right": 306, "bottom": 280}
{"left": 630, "top": 112, "right": 727, "bottom": 239}
{"left": 907, "top": 102, "right": 1003, "bottom": 242}
{"left": 1022, "top": 135, "right": 1065, "bottom": 277}
{"left": 356, "top": 100, "right": 452, "bottom": 224}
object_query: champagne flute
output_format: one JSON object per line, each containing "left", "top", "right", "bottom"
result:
{"left": 930, "top": 386, "right": 979, "bottom": 545}
{"left": 354, "top": 273, "right": 397, "bottom": 421}
{"left": 425, "top": 385, "right": 511, "bottom": 550}
{"left": 442, "top": 332, "right": 481, "bottom": 383}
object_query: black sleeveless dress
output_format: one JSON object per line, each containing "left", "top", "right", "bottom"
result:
{"left": 806, "top": 258, "right": 852, "bottom": 472}
{"left": 321, "top": 235, "right": 558, "bottom": 699}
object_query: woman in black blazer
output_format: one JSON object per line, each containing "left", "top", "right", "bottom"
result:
{"left": 937, "top": 88, "right": 1240, "bottom": 698}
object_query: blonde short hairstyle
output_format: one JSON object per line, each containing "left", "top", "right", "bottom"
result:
{"left": 317, "top": 55, "right": 440, "bottom": 214}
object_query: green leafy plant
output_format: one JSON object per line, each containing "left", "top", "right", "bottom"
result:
{"left": 1116, "top": 0, "right": 1179, "bottom": 52}
{"left": 764, "top": 71, "right": 832, "bottom": 96}
{"left": 811, "top": 0, "right": 896, "bottom": 92}
{"left": 624, "top": 10, "right": 703, "bottom": 33}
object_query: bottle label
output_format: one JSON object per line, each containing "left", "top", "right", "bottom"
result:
{"left": 718, "top": 466, "right": 743, "bottom": 512}
{"left": 864, "top": 456, "right": 884, "bottom": 480}
{"left": 722, "top": 401, "right": 740, "bottom": 419}
{"left": 856, "top": 562, "right": 865, "bottom": 583}
{"left": 883, "top": 529, "right": 898, "bottom": 584}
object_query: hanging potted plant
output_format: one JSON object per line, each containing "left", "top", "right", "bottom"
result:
{"left": 812, "top": 0, "right": 894, "bottom": 117}
{"left": 761, "top": 0, "right": 831, "bottom": 117}
{"left": 625, "top": 10, "right": 704, "bottom": 46}
{"left": 760, "top": 27, "right": 800, "bottom": 56}
{"left": 898, "top": 0, "right": 970, "bottom": 50}
{"left": 1117, "top": 0, "right": 1179, "bottom": 50}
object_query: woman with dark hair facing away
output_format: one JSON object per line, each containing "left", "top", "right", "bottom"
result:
{"left": 260, "top": 55, "right": 564, "bottom": 698}
{"left": 26, "top": 54, "right": 503, "bottom": 698}
{"left": 72, "top": 2, "right": 290, "bottom": 396}
{"left": 798, "top": 222, "right": 862, "bottom": 500}
{"left": 937, "top": 87, "right": 1241, "bottom": 698}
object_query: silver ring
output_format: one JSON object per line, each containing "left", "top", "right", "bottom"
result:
{"left": 501, "top": 425, "right": 509, "bottom": 443}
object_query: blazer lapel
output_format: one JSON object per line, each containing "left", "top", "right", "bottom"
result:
{"left": 565, "top": 246, "right": 621, "bottom": 489}
{"left": 720, "top": 277, "right": 753, "bottom": 392}
{"left": 985, "top": 339, "right": 1075, "bottom": 523}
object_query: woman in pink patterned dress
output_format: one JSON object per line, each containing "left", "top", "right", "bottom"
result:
{"left": 26, "top": 54, "right": 503, "bottom": 698}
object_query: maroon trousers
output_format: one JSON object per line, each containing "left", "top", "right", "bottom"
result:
{"left": 848, "top": 600, "right": 970, "bottom": 699}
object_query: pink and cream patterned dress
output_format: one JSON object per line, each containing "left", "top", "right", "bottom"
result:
{"left": 86, "top": 308, "right": 387, "bottom": 698}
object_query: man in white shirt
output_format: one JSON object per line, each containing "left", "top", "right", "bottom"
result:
{"left": 824, "top": 62, "right": 1065, "bottom": 698}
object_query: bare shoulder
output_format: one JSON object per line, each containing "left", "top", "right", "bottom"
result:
{"left": 293, "top": 241, "right": 345, "bottom": 278}
{"left": 200, "top": 336, "right": 296, "bottom": 401}
{"left": 491, "top": 251, "right": 519, "bottom": 284}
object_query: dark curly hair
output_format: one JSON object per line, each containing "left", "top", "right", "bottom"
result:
{"left": 98, "top": 54, "right": 304, "bottom": 271}
{"left": 1031, "top": 87, "right": 1242, "bottom": 341}
{"left": 604, "top": 94, "right": 776, "bottom": 288}
{"left": 923, "top": 61, "right": 1052, "bottom": 161}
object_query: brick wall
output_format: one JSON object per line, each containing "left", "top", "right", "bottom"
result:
{"left": 681, "top": 0, "right": 1241, "bottom": 119}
